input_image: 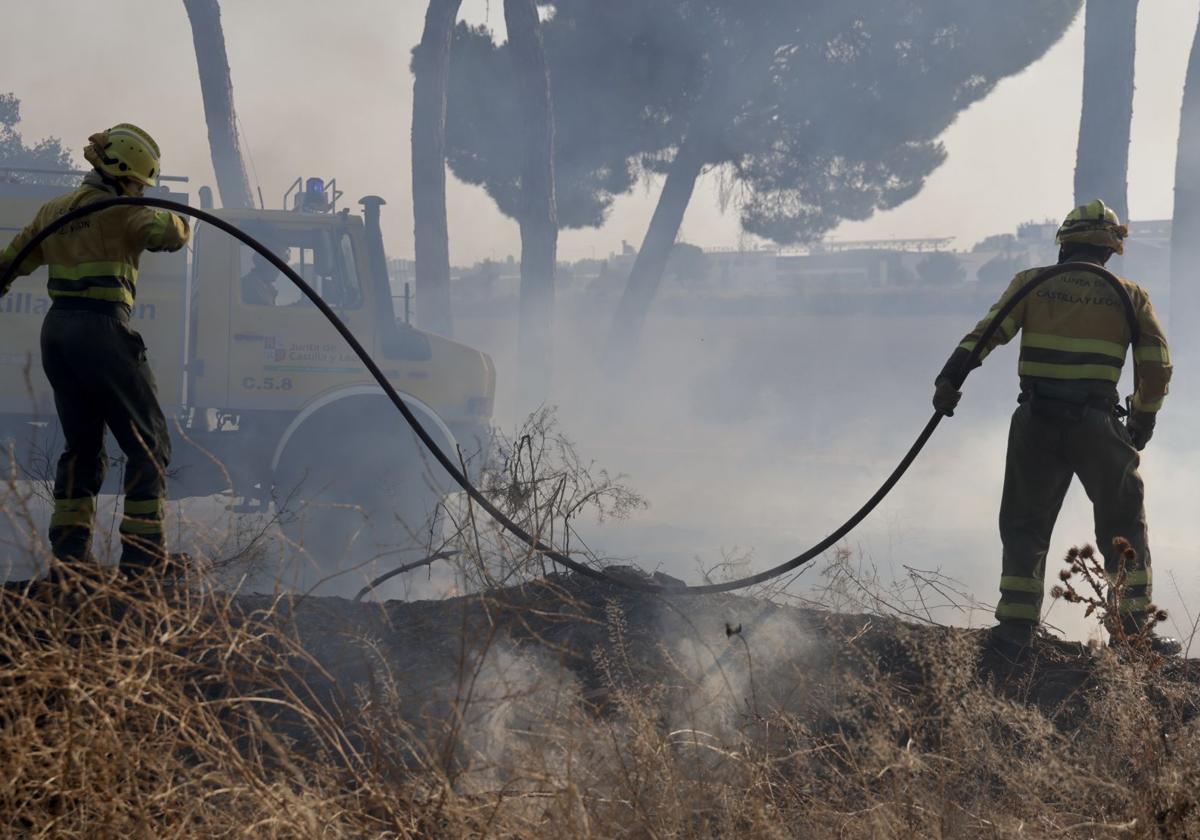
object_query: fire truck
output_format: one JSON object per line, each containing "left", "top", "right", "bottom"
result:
{"left": 0, "top": 168, "right": 495, "bottom": 585}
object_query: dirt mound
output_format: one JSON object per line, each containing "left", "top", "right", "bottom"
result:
{"left": 263, "top": 571, "right": 1200, "bottom": 737}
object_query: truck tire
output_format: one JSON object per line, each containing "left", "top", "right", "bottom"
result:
{"left": 272, "top": 397, "right": 456, "bottom": 598}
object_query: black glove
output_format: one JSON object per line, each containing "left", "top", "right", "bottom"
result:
{"left": 1126, "top": 409, "right": 1156, "bottom": 451}
{"left": 933, "top": 376, "right": 963, "bottom": 417}
{"left": 932, "top": 346, "right": 980, "bottom": 417}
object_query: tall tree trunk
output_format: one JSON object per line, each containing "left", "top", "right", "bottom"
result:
{"left": 604, "top": 135, "right": 706, "bottom": 370}
{"left": 1170, "top": 12, "right": 1200, "bottom": 352}
{"left": 505, "top": 0, "right": 558, "bottom": 410}
{"left": 183, "top": 0, "right": 254, "bottom": 210}
{"left": 1074, "top": 0, "right": 1137, "bottom": 224}
{"left": 411, "top": 0, "right": 462, "bottom": 337}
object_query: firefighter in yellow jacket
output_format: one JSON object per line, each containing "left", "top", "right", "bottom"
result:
{"left": 934, "top": 200, "right": 1180, "bottom": 656}
{"left": 0, "top": 124, "right": 189, "bottom": 577}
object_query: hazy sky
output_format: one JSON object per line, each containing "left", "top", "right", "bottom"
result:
{"left": 2, "top": 1, "right": 1197, "bottom": 263}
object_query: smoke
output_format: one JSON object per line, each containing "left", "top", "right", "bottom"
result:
{"left": 454, "top": 273, "right": 1200, "bottom": 645}
{"left": 0, "top": 268, "right": 1191, "bottom": 648}
{"left": 0, "top": 1, "right": 1194, "bottom": 649}
{"left": 664, "top": 603, "right": 814, "bottom": 737}
{"left": 412, "top": 639, "right": 584, "bottom": 794}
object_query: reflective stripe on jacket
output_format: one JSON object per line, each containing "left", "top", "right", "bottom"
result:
{"left": 958, "top": 265, "right": 1171, "bottom": 413}
{"left": 0, "top": 173, "right": 189, "bottom": 307}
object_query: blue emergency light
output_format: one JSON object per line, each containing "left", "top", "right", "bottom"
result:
{"left": 285, "top": 176, "right": 340, "bottom": 212}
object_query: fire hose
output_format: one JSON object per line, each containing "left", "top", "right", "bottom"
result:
{"left": 0, "top": 197, "right": 1142, "bottom": 595}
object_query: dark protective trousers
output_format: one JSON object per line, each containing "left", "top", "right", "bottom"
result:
{"left": 996, "top": 401, "right": 1152, "bottom": 628}
{"left": 40, "top": 307, "right": 171, "bottom": 571}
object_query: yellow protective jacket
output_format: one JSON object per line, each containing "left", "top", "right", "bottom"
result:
{"left": 952, "top": 264, "right": 1171, "bottom": 413}
{"left": 0, "top": 172, "right": 189, "bottom": 308}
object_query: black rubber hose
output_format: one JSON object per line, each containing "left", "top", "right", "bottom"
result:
{"left": 0, "top": 198, "right": 1140, "bottom": 594}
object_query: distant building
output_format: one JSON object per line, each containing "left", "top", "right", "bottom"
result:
{"left": 386, "top": 257, "right": 414, "bottom": 286}
{"left": 384, "top": 258, "right": 416, "bottom": 321}
{"left": 435, "top": 218, "right": 1177, "bottom": 318}
{"left": 776, "top": 249, "right": 905, "bottom": 292}
{"left": 702, "top": 248, "right": 778, "bottom": 292}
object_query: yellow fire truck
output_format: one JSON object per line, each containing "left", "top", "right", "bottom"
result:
{"left": 0, "top": 168, "right": 495, "bottom": 579}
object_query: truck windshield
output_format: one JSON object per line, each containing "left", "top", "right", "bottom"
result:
{"left": 238, "top": 224, "right": 363, "bottom": 310}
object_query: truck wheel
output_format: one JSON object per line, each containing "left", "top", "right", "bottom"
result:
{"left": 272, "top": 402, "right": 455, "bottom": 598}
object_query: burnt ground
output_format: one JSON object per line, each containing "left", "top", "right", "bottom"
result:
{"left": 245, "top": 570, "right": 1200, "bottom": 747}
{"left": 9, "top": 565, "right": 1199, "bottom": 765}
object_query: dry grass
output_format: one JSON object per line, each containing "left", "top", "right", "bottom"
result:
{"left": 0, "top": 568, "right": 409, "bottom": 836}
{"left": 2, "top": 555, "right": 1199, "bottom": 838}
{"left": 1, "top": 411, "right": 1199, "bottom": 837}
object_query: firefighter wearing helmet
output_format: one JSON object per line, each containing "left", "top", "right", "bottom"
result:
{"left": 932, "top": 200, "right": 1179, "bottom": 657}
{"left": 0, "top": 124, "right": 189, "bottom": 578}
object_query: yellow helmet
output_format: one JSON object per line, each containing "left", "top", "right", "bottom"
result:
{"left": 83, "top": 123, "right": 161, "bottom": 186}
{"left": 1055, "top": 199, "right": 1129, "bottom": 255}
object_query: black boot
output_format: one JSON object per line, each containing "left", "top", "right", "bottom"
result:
{"left": 1104, "top": 619, "right": 1180, "bottom": 657}
{"left": 986, "top": 619, "right": 1035, "bottom": 660}
{"left": 1110, "top": 615, "right": 1183, "bottom": 657}
{"left": 117, "top": 534, "right": 188, "bottom": 582}
{"left": 1108, "top": 634, "right": 1182, "bottom": 657}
